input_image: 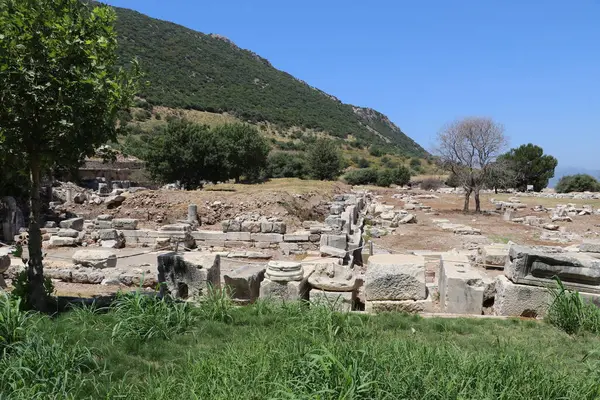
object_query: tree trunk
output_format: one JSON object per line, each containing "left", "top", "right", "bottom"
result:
{"left": 27, "top": 159, "right": 48, "bottom": 312}
{"left": 463, "top": 188, "right": 471, "bottom": 212}
{"left": 475, "top": 190, "right": 481, "bottom": 212}
{"left": 494, "top": 187, "right": 498, "bottom": 194}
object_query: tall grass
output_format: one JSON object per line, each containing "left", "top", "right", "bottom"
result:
{"left": 0, "top": 292, "right": 35, "bottom": 351}
{"left": 111, "top": 290, "right": 195, "bottom": 341}
{"left": 197, "top": 285, "right": 235, "bottom": 323}
{"left": 547, "top": 278, "right": 600, "bottom": 334}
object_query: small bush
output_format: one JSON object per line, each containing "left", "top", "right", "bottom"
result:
{"left": 410, "top": 158, "right": 421, "bottom": 169}
{"left": 344, "top": 168, "right": 378, "bottom": 185}
{"left": 555, "top": 174, "right": 600, "bottom": 193}
{"left": 376, "top": 169, "right": 394, "bottom": 187}
{"left": 420, "top": 178, "right": 443, "bottom": 191}
{"left": 111, "top": 291, "right": 195, "bottom": 341}
{"left": 266, "top": 152, "right": 308, "bottom": 178}
{"left": 307, "top": 139, "right": 342, "bottom": 180}
{"left": 134, "top": 109, "right": 152, "bottom": 121}
{"left": 357, "top": 157, "right": 370, "bottom": 168}
{"left": 11, "top": 270, "right": 54, "bottom": 310}
{"left": 368, "top": 146, "right": 383, "bottom": 157}
{"left": 547, "top": 278, "right": 600, "bottom": 335}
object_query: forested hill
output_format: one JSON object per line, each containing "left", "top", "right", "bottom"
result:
{"left": 111, "top": 5, "right": 427, "bottom": 156}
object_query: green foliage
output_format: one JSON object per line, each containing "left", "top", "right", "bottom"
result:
{"left": 139, "top": 119, "right": 269, "bottom": 187}
{"left": 344, "top": 169, "right": 379, "bottom": 185}
{"left": 111, "top": 7, "right": 427, "bottom": 156}
{"left": 0, "top": 292, "right": 35, "bottom": 350}
{"left": 213, "top": 123, "right": 270, "bottom": 182}
{"left": 111, "top": 291, "right": 195, "bottom": 342}
{"left": 344, "top": 166, "right": 411, "bottom": 187}
{"left": 134, "top": 109, "right": 152, "bottom": 121}
{"left": 445, "top": 172, "right": 461, "bottom": 188}
{"left": 10, "top": 271, "right": 55, "bottom": 311}
{"left": 556, "top": 174, "right": 600, "bottom": 193}
{"left": 368, "top": 146, "right": 384, "bottom": 157}
{"left": 198, "top": 286, "right": 235, "bottom": 323}
{"left": 266, "top": 152, "right": 308, "bottom": 179}
{"left": 500, "top": 144, "right": 558, "bottom": 191}
{"left": 547, "top": 278, "right": 600, "bottom": 335}
{"left": 307, "top": 139, "right": 343, "bottom": 180}
{"left": 410, "top": 157, "right": 421, "bottom": 168}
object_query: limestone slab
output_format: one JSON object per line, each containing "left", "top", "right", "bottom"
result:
{"left": 307, "top": 262, "right": 358, "bottom": 292}
{"left": 72, "top": 249, "right": 117, "bottom": 269}
{"left": 224, "top": 264, "right": 266, "bottom": 302}
{"left": 260, "top": 278, "right": 308, "bottom": 301}
{"left": 157, "top": 252, "right": 220, "bottom": 299}
{"left": 365, "top": 254, "right": 426, "bottom": 301}
{"left": 250, "top": 233, "right": 283, "bottom": 243}
{"left": 310, "top": 290, "right": 354, "bottom": 312}
{"left": 439, "top": 254, "right": 484, "bottom": 315}
{"left": 59, "top": 218, "right": 84, "bottom": 231}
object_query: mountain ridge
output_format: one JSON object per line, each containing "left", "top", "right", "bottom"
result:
{"left": 110, "top": 5, "right": 427, "bottom": 156}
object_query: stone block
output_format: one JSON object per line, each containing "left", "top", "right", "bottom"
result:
{"left": 225, "top": 232, "right": 251, "bottom": 241}
{"left": 320, "top": 245, "right": 347, "bottom": 258}
{"left": 71, "top": 268, "right": 105, "bottom": 284}
{"left": 494, "top": 275, "right": 551, "bottom": 317}
{"left": 480, "top": 244, "right": 509, "bottom": 269}
{"left": 259, "top": 278, "right": 308, "bottom": 301}
{"left": 307, "top": 262, "right": 358, "bottom": 291}
{"left": 505, "top": 245, "right": 600, "bottom": 294}
{"left": 439, "top": 254, "right": 484, "bottom": 314}
{"left": 310, "top": 290, "right": 354, "bottom": 312}
{"left": 365, "top": 254, "right": 426, "bottom": 301}
{"left": 284, "top": 231, "right": 310, "bottom": 242}
{"left": 260, "top": 222, "right": 273, "bottom": 233}
{"left": 157, "top": 252, "right": 220, "bottom": 299}
{"left": 72, "top": 249, "right": 117, "bottom": 269}
{"left": 97, "top": 214, "right": 113, "bottom": 221}
{"left": 365, "top": 296, "right": 434, "bottom": 314}
{"left": 48, "top": 236, "right": 78, "bottom": 248}
{"left": 325, "top": 215, "right": 345, "bottom": 231}
{"left": 57, "top": 228, "right": 79, "bottom": 238}
{"left": 580, "top": 242, "right": 600, "bottom": 253}
{"left": 224, "top": 240, "right": 253, "bottom": 248}
{"left": 254, "top": 242, "right": 272, "bottom": 249}
{"left": 160, "top": 223, "right": 191, "bottom": 232}
{"left": 241, "top": 221, "right": 261, "bottom": 233}
{"left": 111, "top": 218, "right": 138, "bottom": 230}
{"left": 272, "top": 222, "right": 286, "bottom": 234}
{"left": 59, "top": 217, "right": 84, "bottom": 231}
{"left": 98, "top": 229, "right": 118, "bottom": 241}
{"left": 0, "top": 252, "right": 10, "bottom": 273}
{"left": 320, "top": 234, "right": 347, "bottom": 250}
{"left": 280, "top": 242, "right": 300, "bottom": 255}
{"left": 224, "top": 264, "right": 266, "bottom": 302}
{"left": 192, "top": 231, "right": 227, "bottom": 241}
{"left": 330, "top": 203, "right": 344, "bottom": 215}
{"left": 250, "top": 233, "right": 283, "bottom": 243}
{"left": 94, "top": 220, "right": 113, "bottom": 229}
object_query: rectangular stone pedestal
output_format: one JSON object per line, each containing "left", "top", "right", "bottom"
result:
{"left": 439, "top": 254, "right": 484, "bottom": 315}
{"left": 310, "top": 290, "right": 354, "bottom": 312}
{"left": 260, "top": 278, "right": 308, "bottom": 301}
{"left": 157, "top": 252, "right": 220, "bottom": 300}
{"left": 365, "top": 293, "right": 434, "bottom": 314}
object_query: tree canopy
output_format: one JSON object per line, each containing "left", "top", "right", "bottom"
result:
{"left": 0, "top": 0, "right": 139, "bottom": 310}
{"left": 555, "top": 174, "right": 600, "bottom": 193}
{"left": 307, "top": 139, "right": 343, "bottom": 181}
{"left": 498, "top": 144, "right": 557, "bottom": 191}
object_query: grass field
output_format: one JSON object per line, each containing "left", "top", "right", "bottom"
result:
{"left": 3, "top": 289, "right": 600, "bottom": 399}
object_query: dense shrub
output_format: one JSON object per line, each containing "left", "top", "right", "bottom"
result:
{"left": 266, "top": 152, "right": 308, "bottom": 178}
{"left": 410, "top": 157, "right": 421, "bottom": 169}
{"left": 368, "top": 146, "right": 384, "bottom": 157}
{"left": 134, "top": 109, "right": 152, "bottom": 121}
{"left": 547, "top": 278, "right": 600, "bottom": 335}
{"left": 420, "top": 178, "right": 443, "bottom": 191}
{"left": 307, "top": 139, "right": 342, "bottom": 180}
{"left": 344, "top": 168, "right": 379, "bottom": 185}
{"left": 555, "top": 174, "right": 600, "bottom": 193}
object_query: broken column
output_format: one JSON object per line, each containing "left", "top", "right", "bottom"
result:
{"left": 187, "top": 204, "right": 198, "bottom": 225}
{"left": 365, "top": 254, "right": 431, "bottom": 313}
{"left": 224, "top": 264, "right": 266, "bottom": 304}
{"left": 259, "top": 261, "right": 308, "bottom": 301}
{"left": 307, "top": 262, "right": 358, "bottom": 312}
{"left": 157, "top": 252, "right": 221, "bottom": 299}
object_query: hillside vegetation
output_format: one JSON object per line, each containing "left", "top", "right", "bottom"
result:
{"left": 111, "top": 6, "right": 426, "bottom": 156}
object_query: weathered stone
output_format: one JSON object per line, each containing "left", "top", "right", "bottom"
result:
{"left": 160, "top": 223, "right": 191, "bottom": 232}
{"left": 192, "top": 231, "right": 227, "bottom": 241}
{"left": 283, "top": 231, "right": 310, "bottom": 242}
{"left": 105, "top": 194, "right": 125, "bottom": 208}
{"left": 494, "top": 275, "right": 551, "bottom": 317}
{"left": 59, "top": 217, "right": 84, "bottom": 231}
{"left": 365, "top": 254, "right": 426, "bottom": 301}
{"left": 111, "top": 218, "right": 138, "bottom": 230}
{"left": 325, "top": 215, "right": 344, "bottom": 230}
{"left": 225, "top": 232, "right": 251, "bottom": 241}
{"left": 224, "top": 264, "right": 266, "bottom": 302}
{"left": 310, "top": 290, "right": 354, "bottom": 312}
{"left": 260, "top": 278, "right": 308, "bottom": 301}
{"left": 48, "top": 236, "right": 78, "bottom": 248}
{"left": 241, "top": 221, "right": 261, "bottom": 233}
{"left": 330, "top": 203, "right": 344, "bottom": 215}
{"left": 0, "top": 252, "right": 10, "bottom": 273}
{"left": 505, "top": 245, "right": 600, "bottom": 293}
{"left": 223, "top": 240, "right": 252, "bottom": 248}
{"left": 320, "top": 234, "right": 347, "bottom": 250}
{"left": 480, "top": 244, "right": 509, "bottom": 269}
{"left": 543, "top": 223, "right": 560, "bottom": 231}
{"left": 320, "top": 245, "right": 347, "bottom": 258}
{"left": 97, "top": 214, "right": 112, "bottom": 221}
{"left": 280, "top": 242, "right": 300, "bottom": 256}
{"left": 57, "top": 228, "right": 79, "bottom": 238}
{"left": 101, "top": 277, "right": 121, "bottom": 286}
{"left": 119, "top": 268, "right": 158, "bottom": 287}
{"left": 272, "top": 222, "right": 286, "bottom": 234}
{"left": 250, "top": 233, "right": 283, "bottom": 243}
{"left": 72, "top": 249, "right": 117, "bottom": 269}
{"left": 71, "top": 268, "right": 105, "bottom": 284}
{"left": 580, "top": 242, "right": 600, "bottom": 253}
{"left": 157, "top": 252, "right": 220, "bottom": 299}
{"left": 365, "top": 297, "right": 433, "bottom": 314}
{"left": 439, "top": 254, "right": 484, "bottom": 315}
{"left": 400, "top": 214, "right": 417, "bottom": 224}
{"left": 98, "top": 229, "right": 118, "bottom": 241}
{"left": 260, "top": 221, "right": 273, "bottom": 233}
{"left": 44, "top": 221, "right": 57, "bottom": 228}
{"left": 307, "top": 262, "right": 358, "bottom": 292}
{"left": 264, "top": 261, "right": 303, "bottom": 282}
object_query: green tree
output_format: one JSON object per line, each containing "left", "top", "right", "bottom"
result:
{"left": 499, "top": 144, "right": 558, "bottom": 191}
{"left": 307, "top": 139, "right": 342, "bottom": 180}
{"left": 142, "top": 120, "right": 228, "bottom": 188}
{"left": 555, "top": 174, "right": 600, "bottom": 193}
{"left": 0, "top": 0, "right": 138, "bottom": 310}
{"left": 214, "top": 124, "right": 270, "bottom": 182}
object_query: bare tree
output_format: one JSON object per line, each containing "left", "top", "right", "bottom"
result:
{"left": 436, "top": 117, "right": 508, "bottom": 212}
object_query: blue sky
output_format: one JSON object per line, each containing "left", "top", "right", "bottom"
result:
{"left": 104, "top": 0, "right": 600, "bottom": 170}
